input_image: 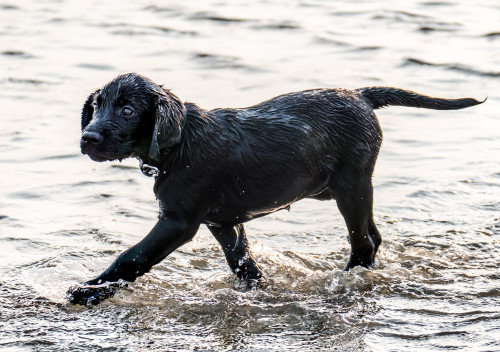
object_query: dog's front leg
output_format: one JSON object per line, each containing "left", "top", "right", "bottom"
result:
{"left": 207, "top": 223, "right": 265, "bottom": 289}
{"left": 67, "top": 215, "right": 199, "bottom": 305}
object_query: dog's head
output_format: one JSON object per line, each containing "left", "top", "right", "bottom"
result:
{"left": 80, "top": 73, "right": 185, "bottom": 163}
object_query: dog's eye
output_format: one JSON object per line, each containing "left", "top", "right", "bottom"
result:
{"left": 122, "top": 107, "right": 134, "bottom": 116}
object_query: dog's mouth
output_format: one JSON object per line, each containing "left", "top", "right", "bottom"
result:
{"left": 86, "top": 152, "right": 113, "bottom": 162}
{"left": 81, "top": 141, "right": 130, "bottom": 162}
{"left": 84, "top": 151, "right": 130, "bottom": 162}
{"left": 80, "top": 128, "right": 141, "bottom": 163}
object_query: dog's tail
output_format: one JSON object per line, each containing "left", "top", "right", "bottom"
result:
{"left": 357, "top": 87, "right": 485, "bottom": 110}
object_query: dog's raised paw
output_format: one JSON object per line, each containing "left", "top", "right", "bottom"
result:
{"left": 66, "top": 280, "right": 128, "bottom": 306}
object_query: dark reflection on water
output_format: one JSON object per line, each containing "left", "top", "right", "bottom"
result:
{"left": 1, "top": 0, "right": 499, "bottom": 351}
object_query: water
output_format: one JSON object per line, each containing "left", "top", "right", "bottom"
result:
{"left": 1, "top": 0, "right": 499, "bottom": 351}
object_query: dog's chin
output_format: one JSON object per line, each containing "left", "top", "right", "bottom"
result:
{"left": 87, "top": 153, "right": 112, "bottom": 162}
{"left": 84, "top": 151, "right": 131, "bottom": 162}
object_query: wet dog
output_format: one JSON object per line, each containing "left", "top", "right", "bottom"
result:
{"left": 68, "top": 73, "right": 482, "bottom": 305}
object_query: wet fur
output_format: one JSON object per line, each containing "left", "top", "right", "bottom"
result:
{"left": 69, "top": 73, "right": 482, "bottom": 305}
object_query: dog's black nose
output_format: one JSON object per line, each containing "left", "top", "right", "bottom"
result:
{"left": 82, "top": 131, "right": 103, "bottom": 144}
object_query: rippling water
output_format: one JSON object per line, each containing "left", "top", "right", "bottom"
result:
{"left": 1, "top": 0, "right": 499, "bottom": 351}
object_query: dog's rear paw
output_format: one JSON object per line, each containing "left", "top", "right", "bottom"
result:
{"left": 66, "top": 280, "right": 128, "bottom": 306}
{"left": 344, "top": 256, "right": 375, "bottom": 271}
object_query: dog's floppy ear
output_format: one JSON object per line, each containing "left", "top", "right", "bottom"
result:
{"left": 81, "top": 89, "right": 100, "bottom": 131}
{"left": 148, "top": 89, "right": 186, "bottom": 162}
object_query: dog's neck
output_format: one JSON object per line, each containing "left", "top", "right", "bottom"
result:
{"left": 138, "top": 102, "right": 211, "bottom": 178}
{"left": 138, "top": 147, "right": 174, "bottom": 177}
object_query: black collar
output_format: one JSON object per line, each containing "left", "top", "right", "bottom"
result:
{"left": 139, "top": 160, "right": 160, "bottom": 177}
{"left": 140, "top": 108, "right": 187, "bottom": 177}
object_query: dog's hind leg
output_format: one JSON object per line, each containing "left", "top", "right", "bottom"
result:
{"left": 207, "top": 223, "right": 264, "bottom": 288}
{"left": 334, "top": 172, "right": 382, "bottom": 270}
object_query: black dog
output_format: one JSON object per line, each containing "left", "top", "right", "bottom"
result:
{"left": 68, "top": 73, "right": 482, "bottom": 305}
